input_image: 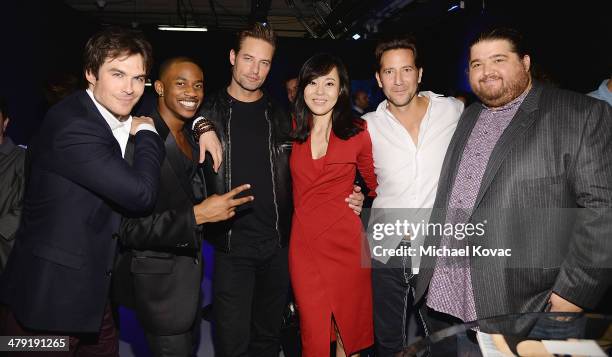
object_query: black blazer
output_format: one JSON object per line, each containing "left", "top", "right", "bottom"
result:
{"left": 112, "top": 108, "right": 205, "bottom": 335}
{"left": 0, "top": 90, "right": 164, "bottom": 333}
{"left": 416, "top": 82, "right": 612, "bottom": 319}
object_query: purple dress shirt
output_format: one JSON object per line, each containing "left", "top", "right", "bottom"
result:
{"left": 427, "top": 88, "right": 530, "bottom": 322}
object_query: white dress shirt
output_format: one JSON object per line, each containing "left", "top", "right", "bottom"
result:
{"left": 86, "top": 89, "right": 157, "bottom": 158}
{"left": 364, "top": 91, "right": 464, "bottom": 268}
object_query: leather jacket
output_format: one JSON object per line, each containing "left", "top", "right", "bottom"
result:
{"left": 198, "top": 89, "right": 293, "bottom": 253}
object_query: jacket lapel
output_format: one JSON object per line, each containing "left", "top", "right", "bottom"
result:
{"left": 125, "top": 137, "right": 135, "bottom": 165}
{"left": 472, "top": 83, "right": 543, "bottom": 209}
{"left": 77, "top": 90, "right": 122, "bottom": 157}
{"left": 151, "top": 109, "right": 198, "bottom": 203}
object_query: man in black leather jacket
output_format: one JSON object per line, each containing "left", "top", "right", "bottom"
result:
{"left": 196, "top": 23, "right": 364, "bottom": 357}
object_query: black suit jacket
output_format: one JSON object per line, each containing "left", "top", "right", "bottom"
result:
{"left": 416, "top": 82, "right": 612, "bottom": 319}
{"left": 112, "top": 109, "right": 205, "bottom": 335}
{"left": 0, "top": 90, "right": 164, "bottom": 333}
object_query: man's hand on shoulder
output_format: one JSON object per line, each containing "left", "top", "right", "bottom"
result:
{"left": 199, "top": 131, "right": 223, "bottom": 172}
{"left": 130, "top": 116, "right": 155, "bottom": 135}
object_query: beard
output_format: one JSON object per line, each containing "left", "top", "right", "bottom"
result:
{"left": 386, "top": 89, "right": 418, "bottom": 109}
{"left": 472, "top": 71, "right": 531, "bottom": 108}
{"left": 232, "top": 70, "right": 264, "bottom": 92}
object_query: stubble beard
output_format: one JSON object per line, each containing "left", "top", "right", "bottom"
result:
{"left": 387, "top": 89, "right": 418, "bottom": 109}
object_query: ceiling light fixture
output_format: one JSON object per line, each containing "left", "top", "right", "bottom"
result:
{"left": 157, "top": 25, "right": 208, "bottom": 32}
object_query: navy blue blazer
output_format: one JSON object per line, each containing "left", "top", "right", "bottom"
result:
{"left": 0, "top": 90, "right": 164, "bottom": 333}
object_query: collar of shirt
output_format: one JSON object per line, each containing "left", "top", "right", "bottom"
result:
{"left": 86, "top": 89, "right": 132, "bottom": 157}
{"left": 364, "top": 90, "right": 462, "bottom": 208}
{"left": 0, "top": 136, "right": 16, "bottom": 156}
{"left": 596, "top": 79, "right": 612, "bottom": 100}
{"left": 377, "top": 91, "right": 439, "bottom": 125}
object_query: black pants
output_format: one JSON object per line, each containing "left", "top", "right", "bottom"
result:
{"left": 418, "top": 304, "right": 479, "bottom": 357}
{"left": 213, "top": 243, "right": 289, "bottom": 357}
{"left": 144, "top": 301, "right": 202, "bottom": 357}
{"left": 371, "top": 246, "right": 423, "bottom": 357}
{"left": 145, "top": 331, "right": 194, "bottom": 357}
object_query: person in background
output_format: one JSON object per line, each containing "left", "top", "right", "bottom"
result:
{"left": 0, "top": 96, "right": 25, "bottom": 274}
{"left": 587, "top": 73, "right": 612, "bottom": 106}
{"left": 286, "top": 75, "right": 299, "bottom": 105}
{"left": 352, "top": 89, "right": 369, "bottom": 117}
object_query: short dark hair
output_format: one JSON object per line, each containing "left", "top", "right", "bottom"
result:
{"left": 352, "top": 89, "right": 367, "bottom": 102}
{"left": 233, "top": 22, "right": 277, "bottom": 53}
{"left": 0, "top": 96, "right": 7, "bottom": 120}
{"left": 374, "top": 36, "right": 421, "bottom": 72}
{"left": 291, "top": 53, "right": 363, "bottom": 143}
{"left": 158, "top": 56, "right": 202, "bottom": 80}
{"left": 285, "top": 73, "right": 298, "bottom": 84}
{"left": 469, "top": 27, "right": 528, "bottom": 59}
{"left": 83, "top": 27, "right": 153, "bottom": 79}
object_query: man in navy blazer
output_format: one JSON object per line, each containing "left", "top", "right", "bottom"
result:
{"left": 0, "top": 27, "right": 164, "bottom": 355}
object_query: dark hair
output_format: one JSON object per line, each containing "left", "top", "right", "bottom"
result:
{"left": 158, "top": 56, "right": 202, "bottom": 80}
{"left": 352, "top": 89, "right": 367, "bottom": 102}
{"left": 292, "top": 53, "right": 363, "bottom": 143}
{"left": 469, "top": 27, "right": 528, "bottom": 59}
{"left": 0, "top": 96, "right": 7, "bottom": 120}
{"left": 233, "top": 22, "right": 276, "bottom": 53}
{"left": 375, "top": 35, "right": 421, "bottom": 72}
{"left": 83, "top": 27, "right": 153, "bottom": 79}
{"left": 285, "top": 74, "right": 298, "bottom": 84}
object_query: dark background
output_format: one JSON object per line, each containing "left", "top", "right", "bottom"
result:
{"left": 0, "top": 1, "right": 610, "bottom": 354}
{"left": 0, "top": 0, "right": 610, "bottom": 144}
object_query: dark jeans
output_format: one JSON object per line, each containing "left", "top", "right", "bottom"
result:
{"left": 372, "top": 245, "right": 423, "bottom": 357}
{"left": 0, "top": 303, "right": 118, "bottom": 357}
{"left": 212, "top": 242, "right": 289, "bottom": 357}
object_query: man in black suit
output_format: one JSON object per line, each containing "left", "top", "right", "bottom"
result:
{"left": 113, "top": 57, "right": 253, "bottom": 356}
{"left": 415, "top": 27, "right": 612, "bottom": 332}
{"left": 0, "top": 97, "right": 25, "bottom": 274}
{"left": 0, "top": 27, "right": 165, "bottom": 355}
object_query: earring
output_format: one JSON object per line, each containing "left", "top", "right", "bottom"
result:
{"left": 159, "top": 92, "right": 164, "bottom": 97}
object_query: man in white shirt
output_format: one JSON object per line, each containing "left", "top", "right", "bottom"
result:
{"left": 0, "top": 27, "right": 165, "bottom": 356}
{"left": 364, "top": 36, "right": 463, "bottom": 357}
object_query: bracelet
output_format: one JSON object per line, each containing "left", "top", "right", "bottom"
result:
{"left": 192, "top": 117, "right": 216, "bottom": 141}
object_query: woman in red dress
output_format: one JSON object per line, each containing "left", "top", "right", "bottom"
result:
{"left": 289, "top": 53, "right": 378, "bottom": 357}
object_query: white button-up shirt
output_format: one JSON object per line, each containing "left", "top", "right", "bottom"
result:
{"left": 364, "top": 91, "right": 463, "bottom": 269}
{"left": 86, "top": 89, "right": 157, "bottom": 157}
